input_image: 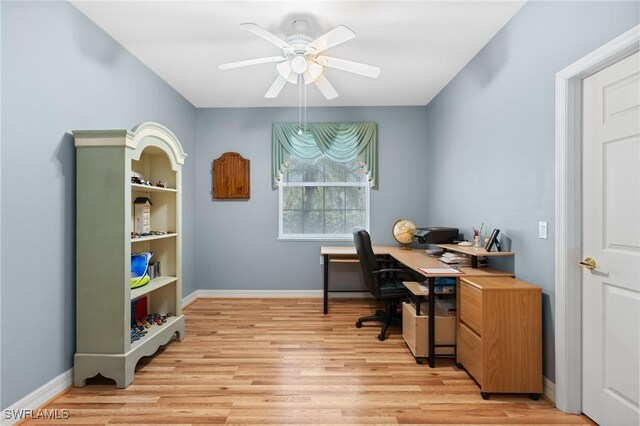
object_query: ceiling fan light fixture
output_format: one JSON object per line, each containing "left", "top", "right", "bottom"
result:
{"left": 308, "top": 61, "right": 323, "bottom": 80}
{"left": 291, "top": 55, "right": 308, "bottom": 74}
{"left": 276, "top": 61, "right": 292, "bottom": 78}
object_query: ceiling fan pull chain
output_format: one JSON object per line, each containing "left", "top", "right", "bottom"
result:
{"left": 298, "top": 73, "right": 303, "bottom": 134}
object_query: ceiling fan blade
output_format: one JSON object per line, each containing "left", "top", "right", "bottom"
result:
{"left": 265, "top": 75, "right": 288, "bottom": 98}
{"left": 314, "top": 74, "right": 338, "bottom": 100}
{"left": 307, "top": 25, "right": 356, "bottom": 54}
{"left": 218, "top": 56, "right": 286, "bottom": 70}
{"left": 316, "top": 56, "right": 380, "bottom": 78}
{"left": 276, "top": 60, "right": 298, "bottom": 84}
{"left": 240, "top": 23, "right": 291, "bottom": 50}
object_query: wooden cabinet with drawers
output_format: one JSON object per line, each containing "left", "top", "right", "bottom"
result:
{"left": 457, "top": 276, "right": 542, "bottom": 399}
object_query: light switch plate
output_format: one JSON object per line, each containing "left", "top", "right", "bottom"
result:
{"left": 539, "top": 221, "right": 548, "bottom": 239}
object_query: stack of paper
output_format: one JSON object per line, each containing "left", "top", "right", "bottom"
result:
{"left": 439, "top": 252, "right": 472, "bottom": 266}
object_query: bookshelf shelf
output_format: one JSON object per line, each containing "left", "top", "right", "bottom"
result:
{"left": 131, "top": 276, "right": 178, "bottom": 300}
{"left": 131, "top": 233, "right": 178, "bottom": 243}
{"left": 131, "top": 183, "right": 177, "bottom": 193}
{"left": 130, "top": 315, "right": 181, "bottom": 350}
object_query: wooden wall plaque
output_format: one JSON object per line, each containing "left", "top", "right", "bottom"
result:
{"left": 212, "top": 152, "right": 250, "bottom": 200}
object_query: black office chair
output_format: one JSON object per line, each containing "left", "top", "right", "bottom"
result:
{"left": 353, "top": 229, "right": 422, "bottom": 341}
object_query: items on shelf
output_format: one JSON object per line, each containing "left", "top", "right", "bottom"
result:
{"left": 439, "top": 252, "right": 487, "bottom": 267}
{"left": 131, "top": 297, "right": 147, "bottom": 323}
{"left": 148, "top": 261, "right": 161, "bottom": 279}
{"left": 418, "top": 277, "right": 457, "bottom": 293}
{"left": 131, "top": 252, "right": 153, "bottom": 289}
{"left": 131, "top": 230, "right": 167, "bottom": 239}
{"left": 425, "top": 248, "right": 444, "bottom": 257}
{"left": 131, "top": 172, "right": 172, "bottom": 190}
{"left": 130, "top": 312, "right": 173, "bottom": 343}
{"left": 133, "top": 197, "right": 152, "bottom": 234}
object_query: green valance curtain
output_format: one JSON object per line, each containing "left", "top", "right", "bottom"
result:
{"left": 272, "top": 122, "right": 377, "bottom": 188}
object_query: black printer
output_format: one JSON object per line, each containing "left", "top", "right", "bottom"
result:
{"left": 413, "top": 227, "right": 459, "bottom": 244}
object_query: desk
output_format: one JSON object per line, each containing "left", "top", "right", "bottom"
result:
{"left": 321, "top": 246, "right": 513, "bottom": 367}
{"left": 320, "top": 245, "right": 395, "bottom": 315}
{"left": 391, "top": 250, "right": 513, "bottom": 367}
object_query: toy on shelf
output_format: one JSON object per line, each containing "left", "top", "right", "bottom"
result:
{"left": 131, "top": 252, "right": 153, "bottom": 289}
{"left": 130, "top": 313, "right": 173, "bottom": 343}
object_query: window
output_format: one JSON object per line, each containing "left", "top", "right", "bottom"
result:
{"left": 279, "top": 156, "right": 370, "bottom": 240}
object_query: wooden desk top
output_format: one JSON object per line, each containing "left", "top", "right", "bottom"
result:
{"left": 403, "top": 281, "right": 435, "bottom": 296}
{"left": 321, "top": 245, "right": 396, "bottom": 256}
{"left": 390, "top": 249, "right": 513, "bottom": 279}
{"left": 321, "top": 246, "right": 514, "bottom": 279}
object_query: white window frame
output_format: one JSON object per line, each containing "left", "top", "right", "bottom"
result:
{"left": 278, "top": 181, "right": 370, "bottom": 241}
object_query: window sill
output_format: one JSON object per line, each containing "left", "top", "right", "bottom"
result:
{"left": 278, "top": 235, "right": 353, "bottom": 242}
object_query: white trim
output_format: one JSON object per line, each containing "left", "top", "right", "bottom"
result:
{"left": 277, "top": 235, "right": 353, "bottom": 242}
{"left": 277, "top": 173, "right": 371, "bottom": 241}
{"left": 73, "top": 122, "right": 186, "bottom": 165}
{"left": 544, "top": 376, "right": 556, "bottom": 405}
{"left": 184, "top": 290, "right": 372, "bottom": 300}
{"left": 1, "top": 369, "right": 72, "bottom": 426}
{"left": 280, "top": 182, "right": 368, "bottom": 187}
{"left": 182, "top": 290, "right": 199, "bottom": 308}
{"left": 554, "top": 25, "right": 639, "bottom": 414}
{"left": 196, "top": 289, "right": 324, "bottom": 298}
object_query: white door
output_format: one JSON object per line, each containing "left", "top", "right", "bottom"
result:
{"left": 582, "top": 51, "right": 640, "bottom": 426}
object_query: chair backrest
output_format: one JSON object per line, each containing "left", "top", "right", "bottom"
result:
{"left": 353, "top": 229, "right": 380, "bottom": 297}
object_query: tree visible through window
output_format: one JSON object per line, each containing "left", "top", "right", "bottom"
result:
{"left": 279, "top": 156, "right": 370, "bottom": 240}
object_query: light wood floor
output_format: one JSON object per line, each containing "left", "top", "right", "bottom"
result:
{"left": 27, "top": 298, "right": 593, "bottom": 425}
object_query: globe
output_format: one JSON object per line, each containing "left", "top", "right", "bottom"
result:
{"left": 392, "top": 219, "right": 417, "bottom": 249}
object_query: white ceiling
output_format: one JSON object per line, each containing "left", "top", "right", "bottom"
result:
{"left": 71, "top": 1, "right": 526, "bottom": 108}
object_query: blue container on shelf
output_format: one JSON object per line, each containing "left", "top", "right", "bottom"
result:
{"left": 131, "top": 251, "right": 153, "bottom": 289}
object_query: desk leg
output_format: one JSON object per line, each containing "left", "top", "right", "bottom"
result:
{"left": 428, "top": 277, "right": 436, "bottom": 368}
{"left": 323, "top": 254, "right": 329, "bottom": 315}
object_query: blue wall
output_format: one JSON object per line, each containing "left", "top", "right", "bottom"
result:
{"left": 424, "top": 1, "right": 639, "bottom": 381}
{"left": 195, "top": 107, "right": 429, "bottom": 291}
{"left": 1, "top": 1, "right": 197, "bottom": 408}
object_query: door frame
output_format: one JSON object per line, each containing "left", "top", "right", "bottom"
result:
{"left": 555, "top": 24, "right": 639, "bottom": 414}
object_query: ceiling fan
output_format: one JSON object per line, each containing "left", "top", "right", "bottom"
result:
{"left": 218, "top": 20, "right": 381, "bottom": 100}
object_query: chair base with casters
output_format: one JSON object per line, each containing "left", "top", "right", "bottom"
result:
{"left": 355, "top": 298, "right": 403, "bottom": 341}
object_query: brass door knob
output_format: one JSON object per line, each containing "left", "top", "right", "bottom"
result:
{"left": 579, "top": 257, "right": 597, "bottom": 270}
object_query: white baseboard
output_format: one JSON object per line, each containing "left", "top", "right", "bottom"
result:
{"left": 1, "top": 368, "right": 72, "bottom": 426}
{"left": 196, "top": 289, "right": 324, "bottom": 298}
{"left": 186, "top": 290, "right": 373, "bottom": 300}
{"left": 182, "top": 290, "right": 198, "bottom": 307}
{"left": 543, "top": 376, "right": 556, "bottom": 404}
